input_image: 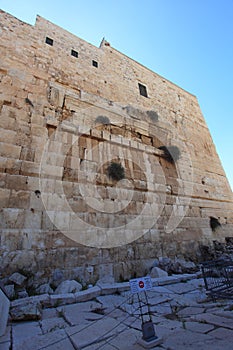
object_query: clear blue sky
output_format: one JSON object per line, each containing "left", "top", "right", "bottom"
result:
{"left": 1, "top": 0, "right": 232, "bottom": 190}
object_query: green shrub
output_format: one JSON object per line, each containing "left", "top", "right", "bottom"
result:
{"left": 107, "top": 162, "right": 125, "bottom": 181}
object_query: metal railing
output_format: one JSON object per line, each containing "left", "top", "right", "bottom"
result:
{"left": 201, "top": 258, "right": 233, "bottom": 301}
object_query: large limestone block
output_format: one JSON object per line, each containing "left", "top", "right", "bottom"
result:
{"left": 0, "top": 289, "right": 10, "bottom": 336}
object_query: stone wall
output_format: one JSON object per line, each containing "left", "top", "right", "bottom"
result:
{"left": 0, "top": 10, "right": 233, "bottom": 286}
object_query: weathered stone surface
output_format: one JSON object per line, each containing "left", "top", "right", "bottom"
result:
{"left": 36, "top": 284, "right": 54, "bottom": 295}
{"left": 17, "top": 290, "right": 29, "bottom": 299}
{"left": 39, "top": 317, "right": 68, "bottom": 333}
{"left": 4, "top": 285, "right": 15, "bottom": 300}
{"left": 54, "top": 280, "right": 82, "bottom": 294}
{"left": 74, "top": 286, "right": 101, "bottom": 302}
{"left": 12, "top": 322, "right": 42, "bottom": 348}
{"left": 184, "top": 321, "right": 214, "bottom": 333}
{"left": 3, "top": 276, "right": 233, "bottom": 349}
{"left": 0, "top": 289, "right": 10, "bottom": 337}
{"left": 9, "top": 273, "right": 27, "bottom": 287}
{"left": 62, "top": 300, "right": 103, "bottom": 326}
{"left": 10, "top": 301, "right": 42, "bottom": 321}
{"left": 191, "top": 313, "right": 233, "bottom": 329}
{"left": 12, "top": 329, "right": 74, "bottom": 350}
{"left": 66, "top": 317, "right": 125, "bottom": 349}
{"left": 0, "top": 9, "right": 233, "bottom": 287}
{"left": 96, "top": 281, "right": 130, "bottom": 295}
{"left": 49, "top": 293, "right": 76, "bottom": 307}
{"left": 150, "top": 267, "right": 168, "bottom": 278}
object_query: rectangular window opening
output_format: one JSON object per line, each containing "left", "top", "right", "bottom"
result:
{"left": 92, "top": 60, "right": 98, "bottom": 68}
{"left": 138, "top": 83, "right": 148, "bottom": 97}
{"left": 45, "top": 37, "right": 53, "bottom": 46}
{"left": 71, "top": 49, "right": 78, "bottom": 58}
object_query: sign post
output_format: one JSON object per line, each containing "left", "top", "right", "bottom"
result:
{"left": 129, "top": 276, "right": 162, "bottom": 348}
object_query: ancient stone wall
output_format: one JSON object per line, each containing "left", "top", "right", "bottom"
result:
{"left": 0, "top": 10, "right": 233, "bottom": 286}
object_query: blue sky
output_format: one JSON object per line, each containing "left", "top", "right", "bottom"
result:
{"left": 1, "top": 0, "right": 233, "bottom": 190}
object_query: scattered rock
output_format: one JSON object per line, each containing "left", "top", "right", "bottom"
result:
{"left": 36, "top": 284, "right": 54, "bottom": 295}
{"left": 9, "top": 272, "right": 27, "bottom": 287}
{"left": 17, "top": 289, "right": 29, "bottom": 299}
{"left": 158, "top": 257, "right": 172, "bottom": 272}
{"left": 171, "top": 259, "right": 197, "bottom": 274}
{"left": 150, "top": 267, "right": 168, "bottom": 278}
{"left": 10, "top": 301, "right": 42, "bottom": 321}
{"left": 158, "top": 257, "right": 198, "bottom": 274}
{"left": 55, "top": 280, "right": 82, "bottom": 294}
{"left": 51, "top": 269, "right": 64, "bottom": 288}
{"left": 4, "top": 285, "right": 15, "bottom": 299}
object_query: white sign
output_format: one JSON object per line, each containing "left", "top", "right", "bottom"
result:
{"left": 129, "top": 276, "right": 153, "bottom": 294}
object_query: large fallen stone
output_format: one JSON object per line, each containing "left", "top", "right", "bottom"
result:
{"left": 4, "top": 285, "right": 15, "bottom": 299}
{"left": 150, "top": 267, "right": 168, "bottom": 278}
{"left": 55, "top": 280, "right": 82, "bottom": 294}
{"left": 75, "top": 285, "right": 101, "bottom": 302}
{"left": 10, "top": 301, "right": 42, "bottom": 321}
{"left": 0, "top": 289, "right": 10, "bottom": 336}
{"left": 9, "top": 272, "right": 27, "bottom": 287}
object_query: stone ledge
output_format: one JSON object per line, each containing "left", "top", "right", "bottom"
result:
{"left": 97, "top": 281, "right": 130, "bottom": 295}
{"left": 9, "top": 273, "right": 201, "bottom": 311}
{"left": 74, "top": 286, "right": 101, "bottom": 302}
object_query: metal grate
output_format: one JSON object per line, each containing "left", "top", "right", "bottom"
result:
{"left": 201, "top": 258, "right": 233, "bottom": 300}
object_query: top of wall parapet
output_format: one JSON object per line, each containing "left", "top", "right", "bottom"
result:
{"left": 0, "top": 9, "right": 196, "bottom": 100}
{"left": 35, "top": 14, "right": 196, "bottom": 99}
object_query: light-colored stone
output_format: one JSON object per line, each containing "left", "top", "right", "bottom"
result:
{"left": 36, "top": 284, "right": 54, "bottom": 295}
{"left": 74, "top": 286, "right": 101, "bottom": 302}
{"left": 49, "top": 293, "right": 76, "bottom": 307}
{"left": 0, "top": 9, "right": 233, "bottom": 288}
{"left": 9, "top": 273, "right": 27, "bottom": 287}
{"left": 184, "top": 321, "right": 215, "bottom": 333}
{"left": 191, "top": 313, "right": 233, "bottom": 329}
{"left": 12, "top": 322, "right": 42, "bottom": 346}
{"left": 150, "top": 267, "right": 168, "bottom": 278}
{"left": 10, "top": 301, "right": 42, "bottom": 321}
{"left": 0, "top": 289, "right": 10, "bottom": 337}
{"left": 4, "top": 285, "right": 15, "bottom": 299}
{"left": 96, "top": 281, "right": 130, "bottom": 295}
{"left": 12, "top": 329, "right": 74, "bottom": 350}
{"left": 66, "top": 317, "right": 125, "bottom": 349}
{"left": 62, "top": 301, "right": 103, "bottom": 326}
{"left": 54, "top": 280, "right": 82, "bottom": 294}
{"left": 39, "top": 317, "right": 68, "bottom": 334}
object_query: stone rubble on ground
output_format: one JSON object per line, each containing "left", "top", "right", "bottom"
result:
{"left": 1, "top": 273, "right": 233, "bottom": 349}
{"left": 150, "top": 267, "right": 168, "bottom": 278}
{"left": 9, "top": 273, "right": 27, "bottom": 287}
{"left": 35, "top": 283, "right": 54, "bottom": 295}
{"left": 54, "top": 280, "right": 82, "bottom": 294}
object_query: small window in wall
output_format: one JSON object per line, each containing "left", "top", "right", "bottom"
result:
{"left": 92, "top": 60, "right": 98, "bottom": 68}
{"left": 45, "top": 37, "right": 53, "bottom": 46}
{"left": 138, "top": 83, "right": 148, "bottom": 97}
{"left": 71, "top": 49, "right": 78, "bottom": 58}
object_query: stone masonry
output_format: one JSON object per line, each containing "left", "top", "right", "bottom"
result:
{"left": 0, "top": 10, "right": 233, "bottom": 286}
